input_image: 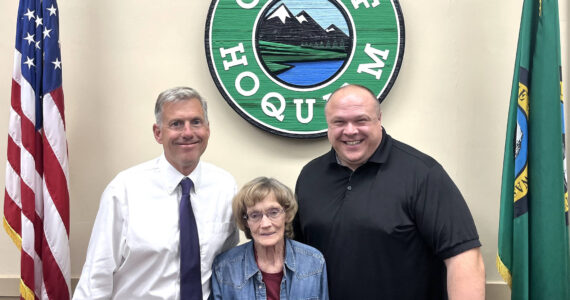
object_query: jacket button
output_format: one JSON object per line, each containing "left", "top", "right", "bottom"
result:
{"left": 347, "top": 186, "right": 352, "bottom": 191}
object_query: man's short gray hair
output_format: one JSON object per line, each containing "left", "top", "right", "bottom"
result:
{"left": 154, "top": 86, "right": 209, "bottom": 125}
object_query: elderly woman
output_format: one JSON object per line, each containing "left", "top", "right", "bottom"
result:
{"left": 211, "top": 177, "right": 328, "bottom": 300}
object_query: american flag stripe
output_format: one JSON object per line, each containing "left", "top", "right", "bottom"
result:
{"left": 3, "top": 0, "right": 70, "bottom": 299}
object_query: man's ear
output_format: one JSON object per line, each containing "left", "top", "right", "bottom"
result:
{"left": 153, "top": 123, "right": 162, "bottom": 144}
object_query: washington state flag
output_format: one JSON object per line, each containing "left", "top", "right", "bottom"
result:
{"left": 497, "top": 0, "right": 570, "bottom": 299}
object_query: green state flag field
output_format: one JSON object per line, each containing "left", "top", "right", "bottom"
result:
{"left": 497, "top": 0, "right": 570, "bottom": 299}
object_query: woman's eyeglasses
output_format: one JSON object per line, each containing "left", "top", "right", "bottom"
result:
{"left": 243, "top": 207, "right": 284, "bottom": 223}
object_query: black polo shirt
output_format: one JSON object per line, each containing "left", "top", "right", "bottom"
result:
{"left": 294, "top": 129, "right": 481, "bottom": 300}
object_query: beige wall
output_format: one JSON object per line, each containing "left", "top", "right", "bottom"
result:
{"left": 0, "top": 0, "right": 568, "bottom": 298}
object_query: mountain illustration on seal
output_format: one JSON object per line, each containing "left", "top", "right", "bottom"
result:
{"left": 256, "top": 2, "right": 353, "bottom": 87}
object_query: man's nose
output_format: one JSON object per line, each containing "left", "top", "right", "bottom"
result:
{"left": 344, "top": 122, "right": 357, "bottom": 134}
{"left": 181, "top": 122, "right": 194, "bottom": 136}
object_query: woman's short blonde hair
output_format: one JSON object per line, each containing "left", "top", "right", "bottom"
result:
{"left": 233, "top": 177, "right": 298, "bottom": 240}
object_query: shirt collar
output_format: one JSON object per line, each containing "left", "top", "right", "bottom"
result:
{"left": 283, "top": 239, "right": 296, "bottom": 272}
{"left": 159, "top": 154, "right": 203, "bottom": 195}
{"left": 367, "top": 127, "right": 391, "bottom": 164}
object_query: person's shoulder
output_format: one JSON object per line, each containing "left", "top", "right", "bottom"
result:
{"left": 299, "top": 150, "right": 331, "bottom": 175}
{"left": 213, "top": 241, "right": 249, "bottom": 268}
{"left": 288, "top": 239, "right": 325, "bottom": 262}
{"left": 306, "top": 151, "right": 331, "bottom": 166}
{"left": 389, "top": 137, "right": 439, "bottom": 169}
{"left": 110, "top": 157, "right": 161, "bottom": 183}
{"left": 287, "top": 240, "right": 326, "bottom": 275}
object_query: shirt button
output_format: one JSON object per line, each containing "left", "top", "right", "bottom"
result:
{"left": 347, "top": 186, "right": 352, "bottom": 191}
{"left": 259, "top": 285, "right": 263, "bottom": 289}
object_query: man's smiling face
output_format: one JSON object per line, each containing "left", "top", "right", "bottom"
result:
{"left": 325, "top": 85, "right": 382, "bottom": 171}
{"left": 153, "top": 98, "right": 210, "bottom": 175}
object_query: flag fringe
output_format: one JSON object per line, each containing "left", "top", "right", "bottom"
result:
{"left": 496, "top": 254, "right": 513, "bottom": 288}
{"left": 2, "top": 216, "right": 21, "bottom": 250}
{"left": 20, "top": 279, "right": 35, "bottom": 300}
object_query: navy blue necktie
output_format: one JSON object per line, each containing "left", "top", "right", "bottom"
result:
{"left": 179, "top": 177, "right": 202, "bottom": 300}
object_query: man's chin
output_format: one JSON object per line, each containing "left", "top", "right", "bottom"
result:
{"left": 339, "top": 150, "right": 364, "bottom": 161}
{"left": 339, "top": 155, "right": 365, "bottom": 166}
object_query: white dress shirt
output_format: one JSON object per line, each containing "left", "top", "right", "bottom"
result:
{"left": 73, "top": 155, "right": 239, "bottom": 300}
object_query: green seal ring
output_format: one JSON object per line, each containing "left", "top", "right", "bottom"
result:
{"left": 205, "top": 0, "right": 405, "bottom": 138}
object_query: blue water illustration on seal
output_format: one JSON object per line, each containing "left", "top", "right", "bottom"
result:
{"left": 277, "top": 60, "right": 344, "bottom": 86}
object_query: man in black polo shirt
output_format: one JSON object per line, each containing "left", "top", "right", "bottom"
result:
{"left": 293, "top": 84, "right": 485, "bottom": 299}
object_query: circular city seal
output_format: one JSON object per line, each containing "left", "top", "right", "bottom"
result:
{"left": 205, "top": 0, "right": 405, "bottom": 138}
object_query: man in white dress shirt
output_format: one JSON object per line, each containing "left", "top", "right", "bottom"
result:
{"left": 74, "top": 87, "right": 239, "bottom": 300}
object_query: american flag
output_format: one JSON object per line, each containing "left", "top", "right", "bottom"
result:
{"left": 3, "top": 0, "right": 70, "bottom": 299}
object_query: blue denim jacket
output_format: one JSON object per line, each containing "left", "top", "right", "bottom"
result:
{"left": 211, "top": 239, "right": 329, "bottom": 300}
